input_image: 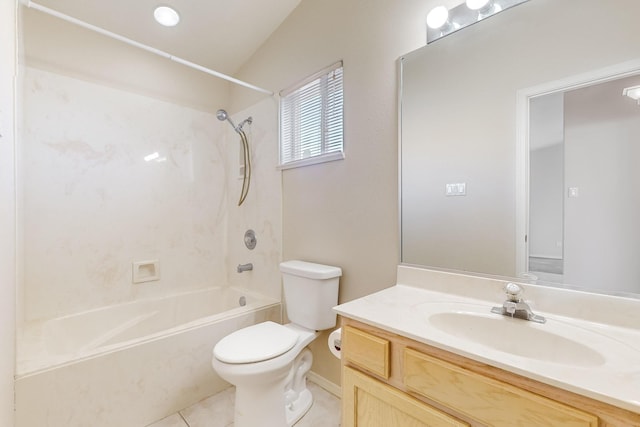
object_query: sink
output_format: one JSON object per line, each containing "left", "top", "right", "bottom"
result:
{"left": 428, "top": 311, "right": 607, "bottom": 367}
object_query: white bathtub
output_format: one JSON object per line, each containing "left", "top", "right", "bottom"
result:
{"left": 15, "top": 287, "right": 281, "bottom": 427}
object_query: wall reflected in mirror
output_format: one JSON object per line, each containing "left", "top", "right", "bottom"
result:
{"left": 527, "top": 74, "right": 640, "bottom": 294}
{"left": 400, "top": 0, "right": 640, "bottom": 298}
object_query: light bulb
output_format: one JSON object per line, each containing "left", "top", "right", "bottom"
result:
{"left": 426, "top": 6, "right": 449, "bottom": 30}
{"left": 466, "top": 0, "right": 491, "bottom": 10}
{"left": 154, "top": 6, "right": 180, "bottom": 27}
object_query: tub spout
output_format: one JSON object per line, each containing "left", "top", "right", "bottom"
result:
{"left": 237, "top": 263, "right": 253, "bottom": 273}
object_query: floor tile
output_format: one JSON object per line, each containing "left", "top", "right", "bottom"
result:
{"left": 159, "top": 380, "right": 341, "bottom": 427}
{"left": 180, "top": 386, "right": 235, "bottom": 427}
{"left": 175, "top": 382, "right": 340, "bottom": 427}
{"left": 294, "top": 382, "right": 341, "bottom": 427}
{"left": 146, "top": 413, "right": 189, "bottom": 427}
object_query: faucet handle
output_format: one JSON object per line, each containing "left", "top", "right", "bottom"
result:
{"left": 504, "top": 283, "right": 523, "bottom": 302}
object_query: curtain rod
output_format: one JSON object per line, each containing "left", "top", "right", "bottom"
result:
{"left": 23, "top": 0, "right": 275, "bottom": 96}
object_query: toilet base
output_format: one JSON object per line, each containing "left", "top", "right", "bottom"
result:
{"left": 234, "top": 379, "right": 287, "bottom": 427}
{"left": 285, "top": 347, "right": 314, "bottom": 425}
{"left": 232, "top": 377, "right": 314, "bottom": 427}
{"left": 230, "top": 347, "right": 315, "bottom": 427}
{"left": 285, "top": 388, "right": 312, "bottom": 426}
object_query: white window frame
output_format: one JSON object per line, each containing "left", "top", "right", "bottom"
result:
{"left": 278, "top": 61, "right": 344, "bottom": 170}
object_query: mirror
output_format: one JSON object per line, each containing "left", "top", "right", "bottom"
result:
{"left": 526, "top": 74, "right": 640, "bottom": 295}
{"left": 400, "top": 0, "right": 640, "bottom": 297}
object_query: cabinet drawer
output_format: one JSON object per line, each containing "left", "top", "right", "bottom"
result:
{"left": 343, "top": 366, "right": 469, "bottom": 427}
{"left": 343, "top": 326, "right": 390, "bottom": 379}
{"left": 403, "top": 348, "right": 598, "bottom": 427}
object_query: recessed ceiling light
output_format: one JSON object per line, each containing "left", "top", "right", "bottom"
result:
{"left": 154, "top": 6, "right": 180, "bottom": 27}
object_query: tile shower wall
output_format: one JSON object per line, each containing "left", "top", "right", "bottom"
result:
{"left": 224, "top": 98, "right": 282, "bottom": 301}
{"left": 21, "top": 67, "right": 229, "bottom": 321}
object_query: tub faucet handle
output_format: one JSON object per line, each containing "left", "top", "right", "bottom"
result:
{"left": 237, "top": 263, "right": 253, "bottom": 273}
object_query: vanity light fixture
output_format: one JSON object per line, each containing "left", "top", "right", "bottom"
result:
{"left": 467, "top": 0, "right": 502, "bottom": 19}
{"left": 426, "top": 0, "right": 528, "bottom": 44}
{"left": 154, "top": 5, "right": 180, "bottom": 27}
{"left": 622, "top": 85, "right": 640, "bottom": 105}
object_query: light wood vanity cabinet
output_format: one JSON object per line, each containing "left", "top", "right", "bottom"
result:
{"left": 343, "top": 366, "right": 470, "bottom": 427}
{"left": 341, "top": 319, "right": 640, "bottom": 427}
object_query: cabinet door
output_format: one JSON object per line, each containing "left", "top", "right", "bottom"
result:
{"left": 343, "top": 366, "right": 469, "bottom": 427}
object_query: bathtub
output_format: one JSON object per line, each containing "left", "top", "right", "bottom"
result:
{"left": 15, "top": 286, "right": 281, "bottom": 427}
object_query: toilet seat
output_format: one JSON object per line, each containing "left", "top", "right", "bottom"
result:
{"left": 213, "top": 321, "right": 299, "bottom": 364}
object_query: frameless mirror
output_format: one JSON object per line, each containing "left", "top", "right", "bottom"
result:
{"left": 400, "top": 0, "right": 640, "bottom": 297}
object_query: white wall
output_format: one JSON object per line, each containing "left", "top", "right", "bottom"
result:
{"left": 529, "top": 93, "right": 564, "bottom": 259}
{"left": 0, "top": 0, "right": 17, "bottom": 424}
{"left": 22, "top": 8, "right": 227, "bottom": 113}
{"left": 564, "top": 76, "right": 640, "bottom": 294}
{"left": 529, "top": 144, "right": 563, "bottom": 259}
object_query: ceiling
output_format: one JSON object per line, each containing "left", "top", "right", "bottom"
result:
{"left": 29, "top": 0, "right": 302, "bottom": 76}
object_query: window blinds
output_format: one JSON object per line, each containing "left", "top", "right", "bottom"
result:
{"left": 279, "top": 61, "right": 344, "bottom": 168}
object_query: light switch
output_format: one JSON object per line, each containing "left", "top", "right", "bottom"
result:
{"left": 446, "top": 182, "right": 467, "bottom": 196}
{"left": 457, "top": 183, "right": 466, "bottom": 195}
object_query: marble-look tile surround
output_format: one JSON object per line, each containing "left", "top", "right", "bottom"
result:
{"left": 20, "top": 66, "right": 281, "bottom": 322}
{"left": 15, "top": 302, "right": 282, "bottom": 427}
{"left": 146, "top": 382, "right": 341, "bottom": 427}
{"left": 17, "top": 66, "right": 284, "bottom": 427}
{"left": 225, "top": 97, "right": 282, "bottom": 302}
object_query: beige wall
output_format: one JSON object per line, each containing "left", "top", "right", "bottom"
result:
{"left": 22, "top": 8, "right": 230, "bottom": 114}
{"left": 232, "top": 0, "right": 444, "bottom": 386}
{"left": 0, "top": 0, "right": 17, "bottom": 424}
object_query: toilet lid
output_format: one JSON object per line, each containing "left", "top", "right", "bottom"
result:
{"left": 213, "top": 321, "right": 299, "bottom": 364}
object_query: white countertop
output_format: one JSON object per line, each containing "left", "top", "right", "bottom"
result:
{"left": 334, "top": 267, "right": 640, "bottom": 413}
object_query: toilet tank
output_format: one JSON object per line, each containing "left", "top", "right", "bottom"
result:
{"left": 280, "top": 260, "right": 342, "bottom": 331}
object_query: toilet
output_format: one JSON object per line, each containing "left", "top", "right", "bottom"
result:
{"left": 211, "top": 260, "right": 342, "bottom": 427}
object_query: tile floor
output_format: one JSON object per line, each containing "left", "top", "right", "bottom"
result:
{"left": 146, "top": 381, "right": 341, "bottom": 427}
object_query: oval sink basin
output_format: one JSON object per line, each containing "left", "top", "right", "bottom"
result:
{"left": 428, "top": 311, "right": 606, "bottom": 367}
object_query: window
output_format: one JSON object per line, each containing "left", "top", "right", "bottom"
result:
{"left": 279, "top": 61, "right": 344, "bottom": 169}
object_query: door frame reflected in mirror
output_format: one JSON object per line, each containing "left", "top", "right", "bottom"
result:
{"left": 516, "top": 58, "right": 640, "bottom": 293}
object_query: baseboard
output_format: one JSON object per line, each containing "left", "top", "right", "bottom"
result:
{"left": 307, "top": 371, "right": 341, "bottom": 399}
{"left": 529, "top": 254, "right": 563, "bottom": 260}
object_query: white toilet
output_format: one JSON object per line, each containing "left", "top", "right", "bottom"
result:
{"left": 211, "top": 260, "right": 342, "bottom": 427}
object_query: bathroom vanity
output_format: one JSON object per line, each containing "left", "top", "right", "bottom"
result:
{"left": 334, "top": 267, "right": 640, "bottom": 427}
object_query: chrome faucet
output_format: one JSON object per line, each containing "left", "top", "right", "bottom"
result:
{"left": 491, "top": 283, "right": 546, "bottom": 324}
{"left": 237, "top": 263, "right": 253, "bottom": 273}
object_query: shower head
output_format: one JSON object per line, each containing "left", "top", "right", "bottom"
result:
{"left": 217, "top": 108, "right": 253, "bottom": 205}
